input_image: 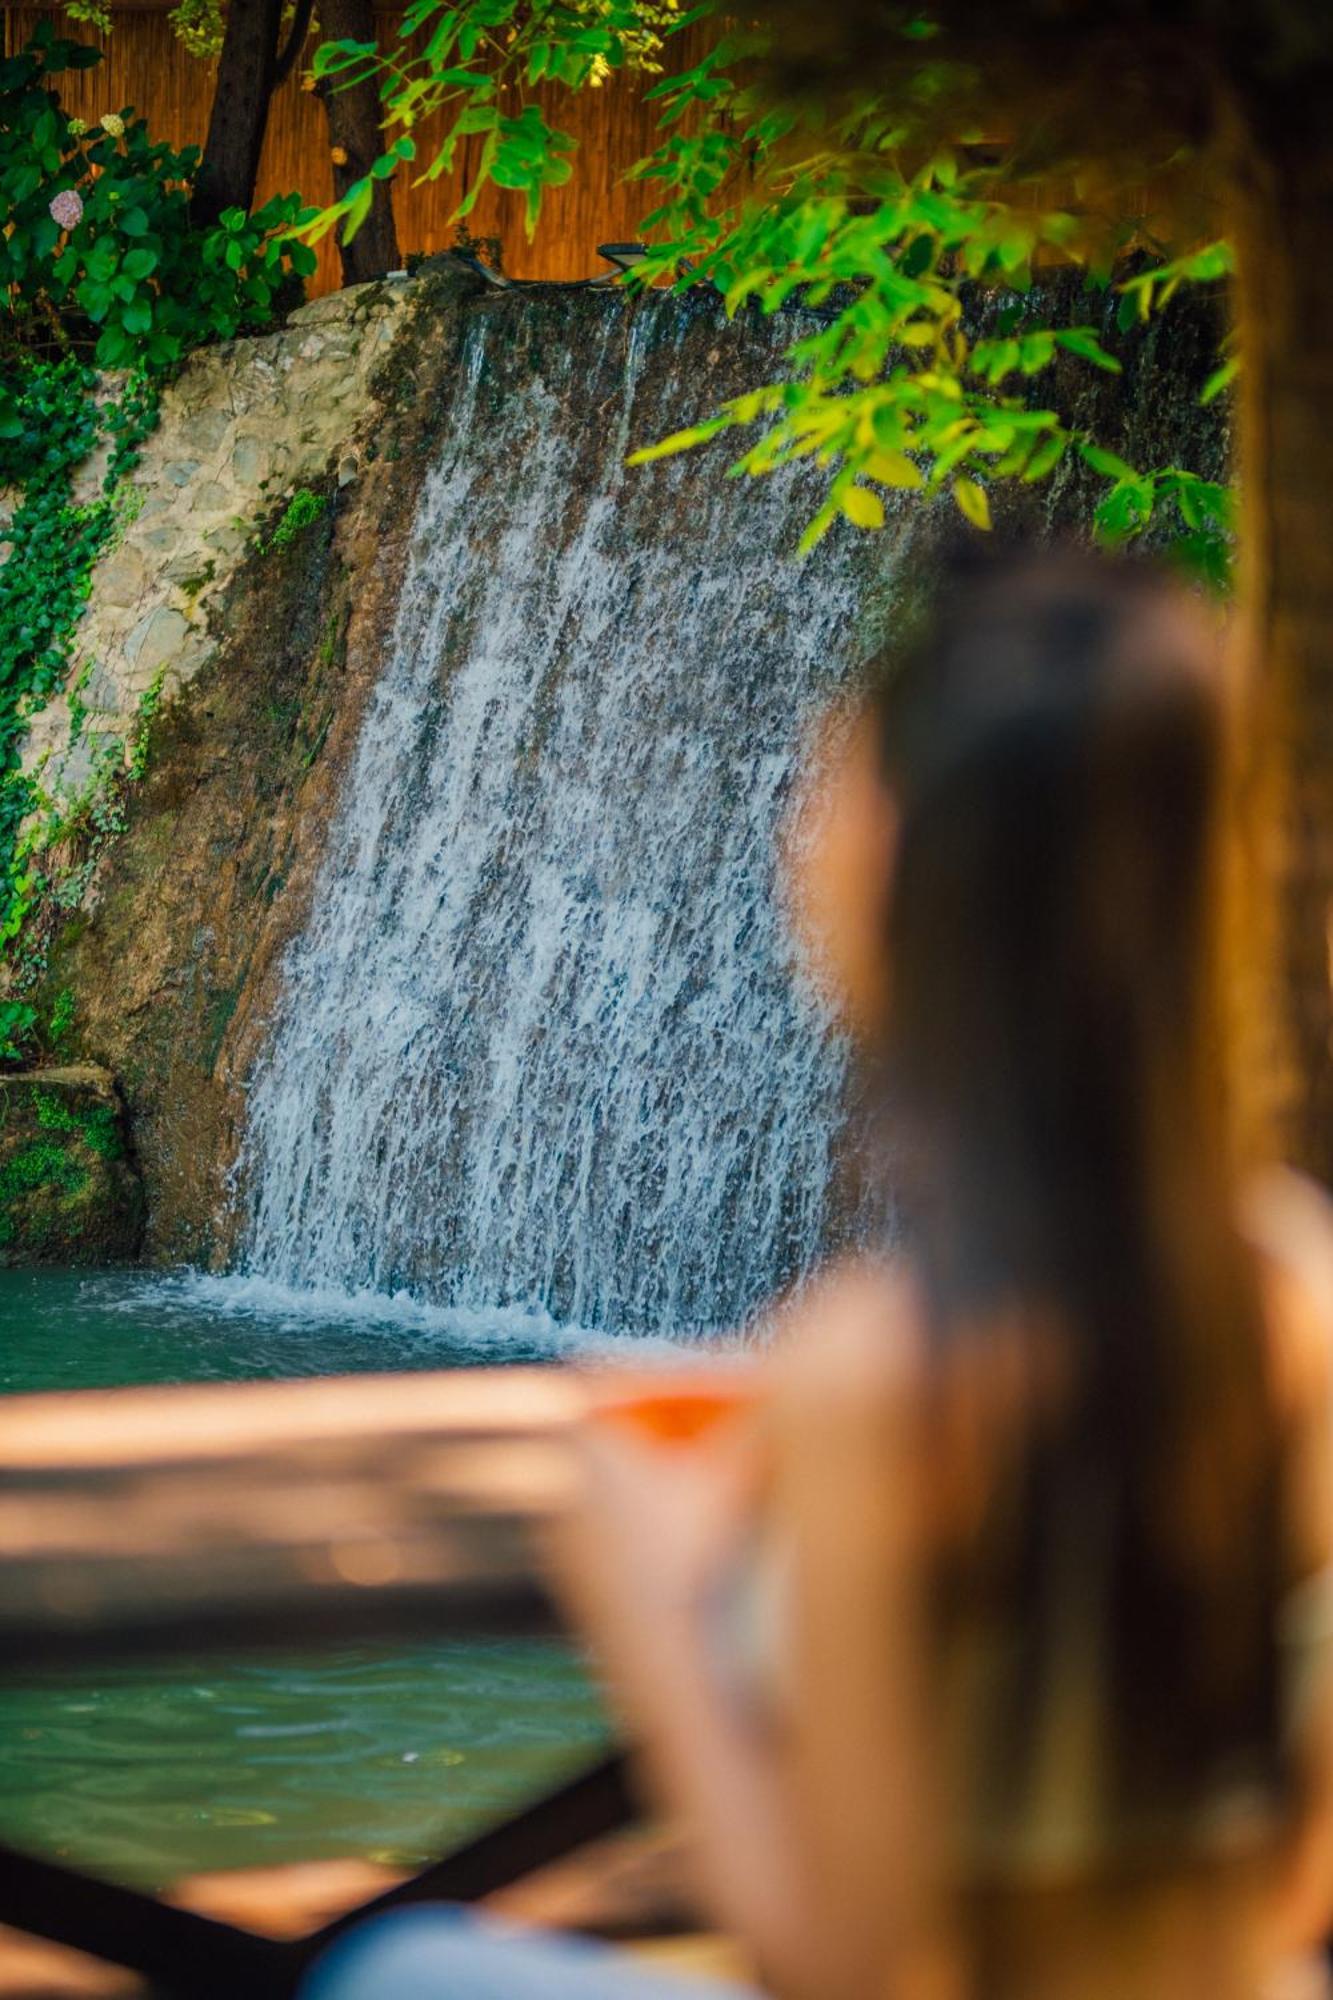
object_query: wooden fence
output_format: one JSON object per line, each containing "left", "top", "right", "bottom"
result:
{"left": 3, "top": 2, "right": 708, "bottom": 292}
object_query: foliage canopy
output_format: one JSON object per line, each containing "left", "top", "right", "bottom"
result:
{"left": 311, "top": 0, "right": 1234, "bottom": 575}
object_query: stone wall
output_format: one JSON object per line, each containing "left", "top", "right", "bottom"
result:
{"left": 19, "top": 276, "right": 416, "bottom": 805}
{"left": 34, "top": 268, "right": 481, "bottom": 1265}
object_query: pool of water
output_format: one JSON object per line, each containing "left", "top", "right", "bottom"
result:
{"left": 0, "top": 1268, "right": 613, "bottom": 1889}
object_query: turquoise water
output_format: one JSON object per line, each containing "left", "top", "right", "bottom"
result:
{"left": 0, "top": 1269, "right": 610, "bottom": 1889}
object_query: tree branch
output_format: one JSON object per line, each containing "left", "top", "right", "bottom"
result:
{"left": 273, "top": 0, "right": 317, "bottom": 92}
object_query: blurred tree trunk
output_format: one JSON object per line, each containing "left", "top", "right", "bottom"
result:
{"left": 1227, "top": 113, "right": 1333, "bottom": 1182}
{"left": 316, "top": 0, "right": 401, "bottom": 285}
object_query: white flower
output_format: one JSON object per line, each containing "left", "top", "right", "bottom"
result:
{"left": 48, "top": 189, "right": 84, "bottom": 230}
{"left": 99, "top": 112, "right": 125, "bottom": 138}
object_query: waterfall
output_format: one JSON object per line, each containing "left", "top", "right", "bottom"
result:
{"left": 238, "top": 293, "right": 904, "bottom": 1339}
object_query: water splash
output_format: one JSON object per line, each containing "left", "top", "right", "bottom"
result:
{"left": 238, "top": 295, "right": 902, "bottom": 1337}
{"left": 139, "top": 1269, "right": 691, "bottom": 1365}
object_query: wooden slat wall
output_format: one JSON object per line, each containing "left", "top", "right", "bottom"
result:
{"left": 3, "top": 5, "right": 711, "bottom": 291}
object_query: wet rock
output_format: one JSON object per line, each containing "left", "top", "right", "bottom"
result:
{"left": 0, "top": 1067, "right": 144, "bottom": 1266}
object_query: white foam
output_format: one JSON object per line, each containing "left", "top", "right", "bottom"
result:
{"left": 127, "top": 1268, "right": 698, "bottom": 1362}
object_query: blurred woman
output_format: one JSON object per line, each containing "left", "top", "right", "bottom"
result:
{"left": 304, "top": 548, "right": 1333, "bottom": 1998}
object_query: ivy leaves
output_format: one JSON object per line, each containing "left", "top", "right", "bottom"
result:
{"left": 0, "top": 28, "right": 321, "bottom": 1053}
{"left": 0, "top": 26, "right": 317, "bottom": 776}
{"left": 0, "top": 356, "right": 160, "bottom": 1043}
{"left": 0, "top": 359, "right": 157, "bottom": 730}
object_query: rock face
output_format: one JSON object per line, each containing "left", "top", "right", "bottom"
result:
{"left": 40, "top": 269, "right": 485, "bottom": 1265}
{"left": 20, "top": 278, "right": 416, "bottom": 804}
{"left": 0, "top": 1067, "right": 142, "bottom": 1265}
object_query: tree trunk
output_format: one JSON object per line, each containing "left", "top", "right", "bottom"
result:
{"left": 1228, "top": 116, "right": 1333, "bottom": 1183}
{"left": 317, "top": 0, "right": 401, "bottom": 286}
{"left": 194, "top": 0, "right": 284, "bottom": 226}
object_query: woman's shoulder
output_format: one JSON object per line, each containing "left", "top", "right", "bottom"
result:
{"left": 1241, "top": 1170, "right": 1333, "bottom": 1583}
{"left": 1240, "top": 1168, "right": 1333, "bottom": 1419}
{"left": 762, "top": 1254, "right": 1065, "bottom": 1490}
{"left": 1242, "top": 1166, "right": 1333, "bottom": 1294}
{"left": 766, "top": 1254, "right": 927, "bottom": 1406}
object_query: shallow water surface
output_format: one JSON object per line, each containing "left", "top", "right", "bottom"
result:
{"left": 0, "top": 1268, "right": 610, "bottom": 1887}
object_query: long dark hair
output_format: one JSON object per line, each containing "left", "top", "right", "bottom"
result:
{"left": 874, "top": 545, "right": 1283, "bottom": 1837}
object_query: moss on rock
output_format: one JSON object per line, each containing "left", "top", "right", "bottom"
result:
{"left": 0, "top": 1066, "right": 143, "bottom": 1264}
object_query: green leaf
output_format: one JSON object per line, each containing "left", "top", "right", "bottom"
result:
{"left": 952, "top": 477, "right": 991, "bottom": 530}
{"left": 797, "top": 500, "right": 838, "bottom": 556}
{"left": 627, "top": 418, "right": 729, "bottom": 465}
{"left": 75, "top": 277, "right": 113, "bottom": 320}
{"left": 311, "top": 36, "right": 377, "bottom": 75}
{"left": 1054, "top": 327, "right": 1122, "bottom": 373}
{"left": 1077, "top": 441, "right": 1136, "bottom": 481}
{"left": 840, "top": 485, "right": 885, "bottom": 529}
{"left": 120, "top": 246, "right": 157, "bottom": 282}
{"left": 1201, "top": 356, "right": 1240, "bottom": 405}
{"left": 453, "top": 104, "right": 499, "bottom": 135}
{"left": 863, "top": 448, "right": 922, "bottom": 489}
{"left": 1021, "top": 432, "right": 1067, "bottom": 482}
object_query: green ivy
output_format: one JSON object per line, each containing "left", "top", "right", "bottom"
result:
{"left": 0, "top": 26, "right": 319, "bottom": 1066}
{"left": 0, "top": 1001, "right": 36, "bottom": 1063}
{"left": 0, "top": 1140, "right": 88, "bottom": 1201}
{"left": 0, "top": 356, "right": 159, "bottom": 964}
{"left": 126, "top": 667, "right": 166, "bottom": 782}
{"left": 0, "top": 358, "right": 157, "bottom": 744}
{"left": 46, "top": 986, "right": 75, "bottom": 1048}
{"left": 33, "top": 1086, "right": 122, "bottom": 1158}
{"left": 261, "top": 487, "right": 329, "bottom": 553}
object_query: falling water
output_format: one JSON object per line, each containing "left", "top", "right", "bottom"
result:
{"left": 239, "top": 293, "right": 905, "bottom": 1338}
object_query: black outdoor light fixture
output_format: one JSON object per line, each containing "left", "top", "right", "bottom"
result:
{"left": 596, "top": 243, "right": 649, "bottom": 274}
